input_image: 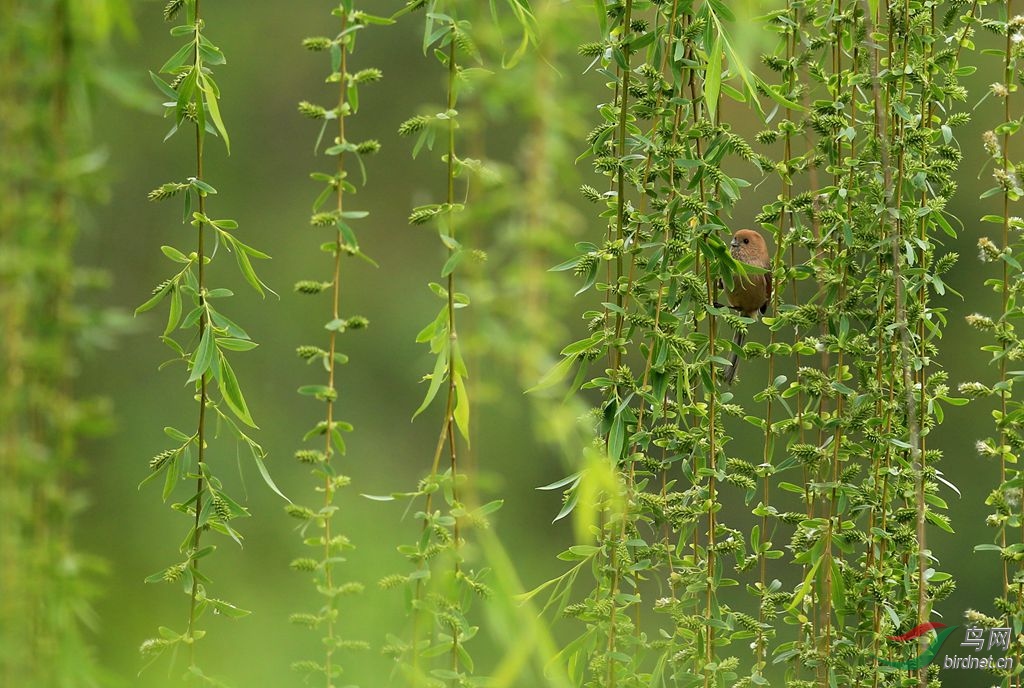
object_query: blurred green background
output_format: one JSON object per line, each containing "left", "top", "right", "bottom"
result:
{"left": 63, "top": 1, "right": 1008, "bottom": 686}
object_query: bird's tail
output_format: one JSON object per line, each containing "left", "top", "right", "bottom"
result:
{"left": 724, "top": 328, "right": 745, "bottom": 384}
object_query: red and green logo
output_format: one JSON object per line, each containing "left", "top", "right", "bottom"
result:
{"left": 880, "top": 622, "right": 959, "bottom": 670}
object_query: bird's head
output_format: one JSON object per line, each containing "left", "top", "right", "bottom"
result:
{"left": 729, "top": 228, "right": 769, "bottom": 265}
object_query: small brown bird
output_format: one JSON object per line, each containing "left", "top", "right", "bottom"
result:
{"left": 723, "top": 228, "right": 772, "bottom": 384}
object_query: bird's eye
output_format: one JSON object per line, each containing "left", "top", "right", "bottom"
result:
{"left": 743, "top": 238, "right": 749, "bottom": 244}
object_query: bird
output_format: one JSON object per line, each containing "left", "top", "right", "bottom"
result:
{"left": 722, "top": 228, "right": 772, "bottom": 384}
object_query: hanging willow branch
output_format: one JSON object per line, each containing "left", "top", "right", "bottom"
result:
{"left": 288, "top": 2, "right": 389, "bottom": 684}
{"left": 137, "top": 0, "right": 281, "bottom": 680}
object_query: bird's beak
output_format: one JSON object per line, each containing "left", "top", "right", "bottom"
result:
{"left": 730, "top": 239, "right": 739, "bottom": 248}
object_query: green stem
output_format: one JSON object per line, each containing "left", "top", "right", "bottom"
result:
{"left": 864, "top": 1, "right": 926, "bottom": 685}
{"left": 321, "top": 13, "right": 350, "bottom": 685}
{"left": 186, "top": 0, "right": 208, "bottom": 665}
{"left": 412, "top": 25, "right": 462, "bottom": 687}
{"left": 704, "top": 256, "right": 717, "bottom": 688}
{"left": 914, "top": 10, "right": 936, "bottom": 688}
{"left": 1001, "top": 3, "right": 1014, "bottom": 680}
{"left": 606, "top": 2, "right": 633, "bottom": 686}
{"left": 610, "top": 0, "right": 634, "bottom": 373}
{"left": 444, "top": 31, "right": 461, "bottom": 683}
{"left": 820, "top": 6, "right": 850, "bottom": 681}
{"left": 757, "top": 2, "right": 795, "bottom": 669}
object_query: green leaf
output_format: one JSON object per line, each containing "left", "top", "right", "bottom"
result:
{"left": 537, "top": 472, "right": 581, "bottom": 491}
{"left": 416, "top": 307, "right": 447, "bottom": 343}
{"left": 238, "top": 241, "right": 270, "bottom": 260}
{"left": 330, "top": 425, "right": 347, "bottom": 455}
{"left": 707, "top": 9, "right": 765, "bottom": 118}
{"left": 199, "top": 73, "right": 230, "bottom": 153}
{"left": 705, "top": 34, "right": 722, "bottom": 122}
{"left": 413, "top": 346, "right": 449, "bottom": 419}
{"left": 209, "top": 309, "right": 249, "bottom": 339}
{"left": 192, "top": 178, "right": 217, "bottom": 195}
{"left": 253, "top": 453, "right": 288, "bottom": 502}
{"left": 165, "top": 426, "right": 192, "bottom": 443}
{"left": 210, "top": 218, "right": 238, "bottom": 230}
{"left": 206, "top": 598, "right": 250, "bottom": 618}
{"left": 150, "top": 71, "right": 179, "bottom": 100}
{"left": 476, "top": 499, "right": 503, "bottom": 516}
{"left": 234, "top": 242, "right": 268, "bottom": 297}
{"left": 441, "top": 249, "right": 464, "bottom": 278}
{"left": 348, "top": 82, "right": 360, "bottom": 114}
{"left": 561, "top": 333, "right": 604, "bottom": 356}
{"left": 454, "top": 373, "right": 469, "bottom": 443}
{"left": 330, "top": 43, "right": 342, "bottom": 72}
{"left": 218, "top": 353, "right": 256, "bottom": 428}
{"left": 177, "top": 69, "right": 199, "bottom": 118}
{"left": 216, "top": 337, "right": 257, "bottom": 352}
{"left": 926, "top": 511, "right": 954, "bottom": 534}
{"left": 164, "top": 286, "right": 182, "bottom": 337}
{"left": 145, "top": 564, "right": 180, "bottom": 584}
{"left": 161, "top": 245, "right": 190, "bottom": 263}
{"left": 162, "top": 453, "right": 180, "bottom": 502}
{"left": 754, "top": 75, "right": 805, "bottom": 112}
{"left": 787, "top": 555, "right": 822, "bottom": 612}
{"left": 181, "top": 185, "right": 193, "bottom": 222}
{"left": 136, "top": 284, "right": 171, "bottom": 315}
{"left": 298, "top": 384, "right": 333, "bottom": 399}
{"left": 552, "top": 489, "right": 579, "bottom": 523}
{"left": 567, "top": 544, "right": 600, "bottom": 559}
{"left": 188, "top": 326, "right": 215, "bottom": 383}
{"left": 831, "top": 559, "right": 847, "bottom": 619}
{"left": 361, "top": 493, "right": 396, "bottom": 501}
{"left": 198, "top": 40, "right": 226, "bottom": 67}
{"left": 527, "top": 354, "right": 578, "bottom": 393}
{"left": 608, "top": 414, "right": 625, "bottom": 461}
{"left": 160, "top": 41, "right": 194, "bottom": 74}
{"left": 192, "top": 545, "right": 216, "bottom": 560}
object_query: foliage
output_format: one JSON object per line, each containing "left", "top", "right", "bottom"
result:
{"left": 287, "top": 2, "right": 389, "bottom": 685}
{"left": 460, "top": 0, "right": 595, "bottom": 463}
{"left": 136, "top": 0, "right": 279, "bottom": 682}
{"left": 10, "top": 0, "right": 1024, "bottom": 686}
{"left": 0, "top": 0, "right": 130, "bottom": 684}
{"left": 370, "top": 1, "right": 541, "bottom": 686}
{"left": 531, "top": 0, "right": 972, "bottom": 686}
{"left": 964, "top": 4, "right": 1024, "bottom": 685}
{"left": 379, "top": 2, "right": 494, "bottom": 684}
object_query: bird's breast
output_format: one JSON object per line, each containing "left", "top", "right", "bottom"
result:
{"left": 727, "top": 275, "right": 767, "bottom": 315}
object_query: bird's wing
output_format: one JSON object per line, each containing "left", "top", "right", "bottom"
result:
{"left": 761, "top": 269, "right": 773, "bottom": 315}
